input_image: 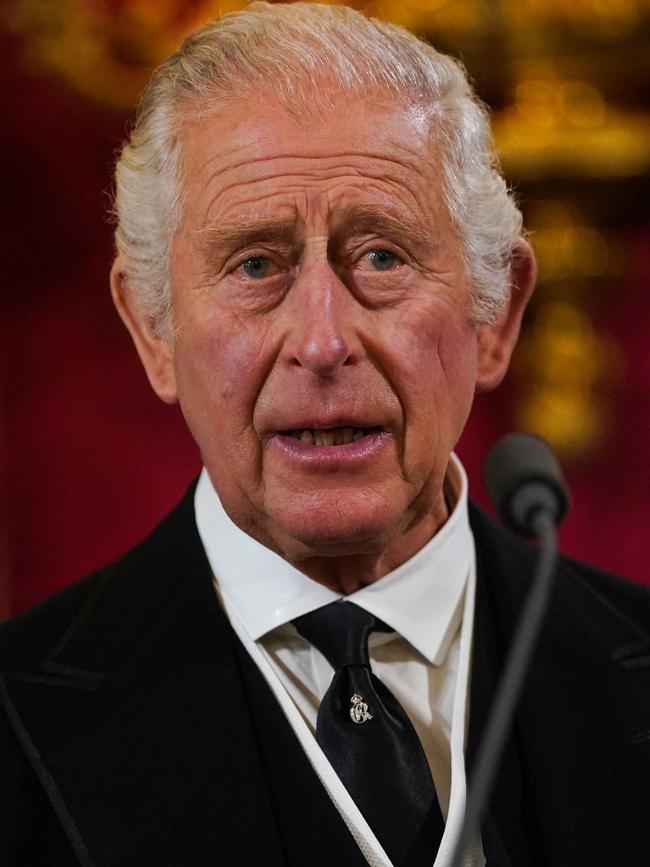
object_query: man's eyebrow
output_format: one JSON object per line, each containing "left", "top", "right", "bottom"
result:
{"left": 196, "top": 218, "right": 297, "bottom": 263}
{"left": 334, "top": 204, "right": 434, "bottom": 250}
{"left": 195, "top": 205, "right": 434, "bottom": 266}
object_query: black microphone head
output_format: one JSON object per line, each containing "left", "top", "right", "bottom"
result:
{"left": 484, "top": 433, "right": 570, "bottom": 536}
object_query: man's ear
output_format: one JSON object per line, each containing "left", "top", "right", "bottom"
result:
{"left": 475, "top": 237, "right": 536, "bottom": 393}
{"left": 110, "top": 256, "right": 178, "bottom": 404}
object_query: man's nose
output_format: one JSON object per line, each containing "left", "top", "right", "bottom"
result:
{"left": 284, "top": 264, "right": 362, "bottom": 377}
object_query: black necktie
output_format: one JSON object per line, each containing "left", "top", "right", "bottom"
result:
{"left": 293, "top": 600, "right": 444, "bottom": 867}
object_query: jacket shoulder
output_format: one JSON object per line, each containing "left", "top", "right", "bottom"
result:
{"left": 0, "top": 566, "right": 113, "bottom": 674}
{"left": 0, "top": 481, "right": 201, "bottom": 674}
{"left": 469, "top": 500, "right": 650, "bottom": 633}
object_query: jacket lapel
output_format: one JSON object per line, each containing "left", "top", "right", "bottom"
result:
{"left": 467, "top": 530, "right": 535, "bottom": 867}
{"left": 1, "top": 489, "right": 362, "bottom": 867}
{"left": 231, "top": 636, "right": 371, "bottom": 866}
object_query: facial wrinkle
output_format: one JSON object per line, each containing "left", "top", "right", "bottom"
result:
{"left": 197, "top": 177, "right": 436, "bottom": 250}
{"left": 200, "top": 146, "right": 425, "bottom": 177}
{"left": 357, "top": 332, "right": 408, "bottom": 470}
{"left": 197, "top": 151, "right": 430, "bottom": 222}
{"left": 197, "top": 150, "right": 424, "bottom": 192}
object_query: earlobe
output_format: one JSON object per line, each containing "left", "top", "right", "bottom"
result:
{"left": 110, "top": 256, "right": 179, "bottom": 405}
{"left": 475, "top": 237, "right": 536, "bottom": 393}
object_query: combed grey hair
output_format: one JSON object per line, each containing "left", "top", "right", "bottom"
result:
{"left": 112, "top": 1, "right": 523, "bottom": 338}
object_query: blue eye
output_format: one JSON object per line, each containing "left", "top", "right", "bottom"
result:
{"left": 241, "top": 256, "right": 270, "bottom": 278}
{"left": 367, "top": 249, "right": 398, "bottom": 271}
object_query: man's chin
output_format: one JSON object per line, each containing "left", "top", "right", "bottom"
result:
{"left": 261, "top": 500, "right": 404, "bottom": 563}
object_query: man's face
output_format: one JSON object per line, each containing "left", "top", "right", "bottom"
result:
{"left": 120, "top": 93, "right": 527, "bottom": 577}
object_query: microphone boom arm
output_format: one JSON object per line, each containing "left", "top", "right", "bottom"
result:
{"left": 450, "top": 509, "right": 559, "bottom": 866}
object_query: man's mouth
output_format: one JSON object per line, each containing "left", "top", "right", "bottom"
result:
{"left": 284, "top": 427, "right": 381, "bottom": 446}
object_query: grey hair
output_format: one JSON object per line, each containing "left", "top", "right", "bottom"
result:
{"left": 112, "top": 1, "right": 523, "bottom": 338}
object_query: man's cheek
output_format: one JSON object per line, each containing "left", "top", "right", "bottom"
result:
{"left": 396, "top": 323, "right": 475, "bottom": 449}
{"left": 411, "top": 315, "right": 477, "bottom": 392}
{"left": 191, "top": 325, "right": 266, "bottom": 405}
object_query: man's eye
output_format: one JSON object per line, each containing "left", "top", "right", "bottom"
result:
{"left": 240, "top": 256, "right": 272, "bottom": 279}
{"left": 365, "top": 249, "right": 400, "bottom": 271}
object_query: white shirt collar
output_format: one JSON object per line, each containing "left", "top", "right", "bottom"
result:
{"left": 195, "top": 454, "right": 473, "bottom": 666}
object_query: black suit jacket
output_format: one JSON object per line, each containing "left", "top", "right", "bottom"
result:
{"left": 1, "top": 486, "right": 650, "bottom": 866}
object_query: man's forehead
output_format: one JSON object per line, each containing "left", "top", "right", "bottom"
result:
{"left": 179, "top": 94, "right": 445, "bottom": 233}
{"left": 180, "top": 93, "right": 437, "bottom": 183}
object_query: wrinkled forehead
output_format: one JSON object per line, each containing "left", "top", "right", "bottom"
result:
{"left": 176, "top": 91, "right": 450, "bottom": 232}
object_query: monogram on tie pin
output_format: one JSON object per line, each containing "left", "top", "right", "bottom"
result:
{"left": 349, "top": 693, "right": 373, "bottom": 724}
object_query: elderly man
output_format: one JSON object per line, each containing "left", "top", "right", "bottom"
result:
{"left": 2, "top": 3, "right": 649, "bottom": 866}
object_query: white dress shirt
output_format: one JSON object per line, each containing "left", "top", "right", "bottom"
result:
{"left": 195, "top": 454, "right": 484, "bottom": 867}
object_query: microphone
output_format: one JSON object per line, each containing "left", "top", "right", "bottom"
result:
{"left": 484, "top": 432, "right": 570, "bottom": 537}
{"left": 450, "top": 434, "right": 570, "bottom": 866}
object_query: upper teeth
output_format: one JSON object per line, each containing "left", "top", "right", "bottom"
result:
{"left": 290, "top": 427, "right": 368, "bottom": 446}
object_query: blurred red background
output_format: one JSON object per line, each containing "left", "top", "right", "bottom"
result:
{"left": 2, "top": 2, "right": 649, "bottom": 617}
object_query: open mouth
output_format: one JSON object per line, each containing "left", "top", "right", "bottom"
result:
{"left": 284, "top": 427, "right": 381, "bottom": 446}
